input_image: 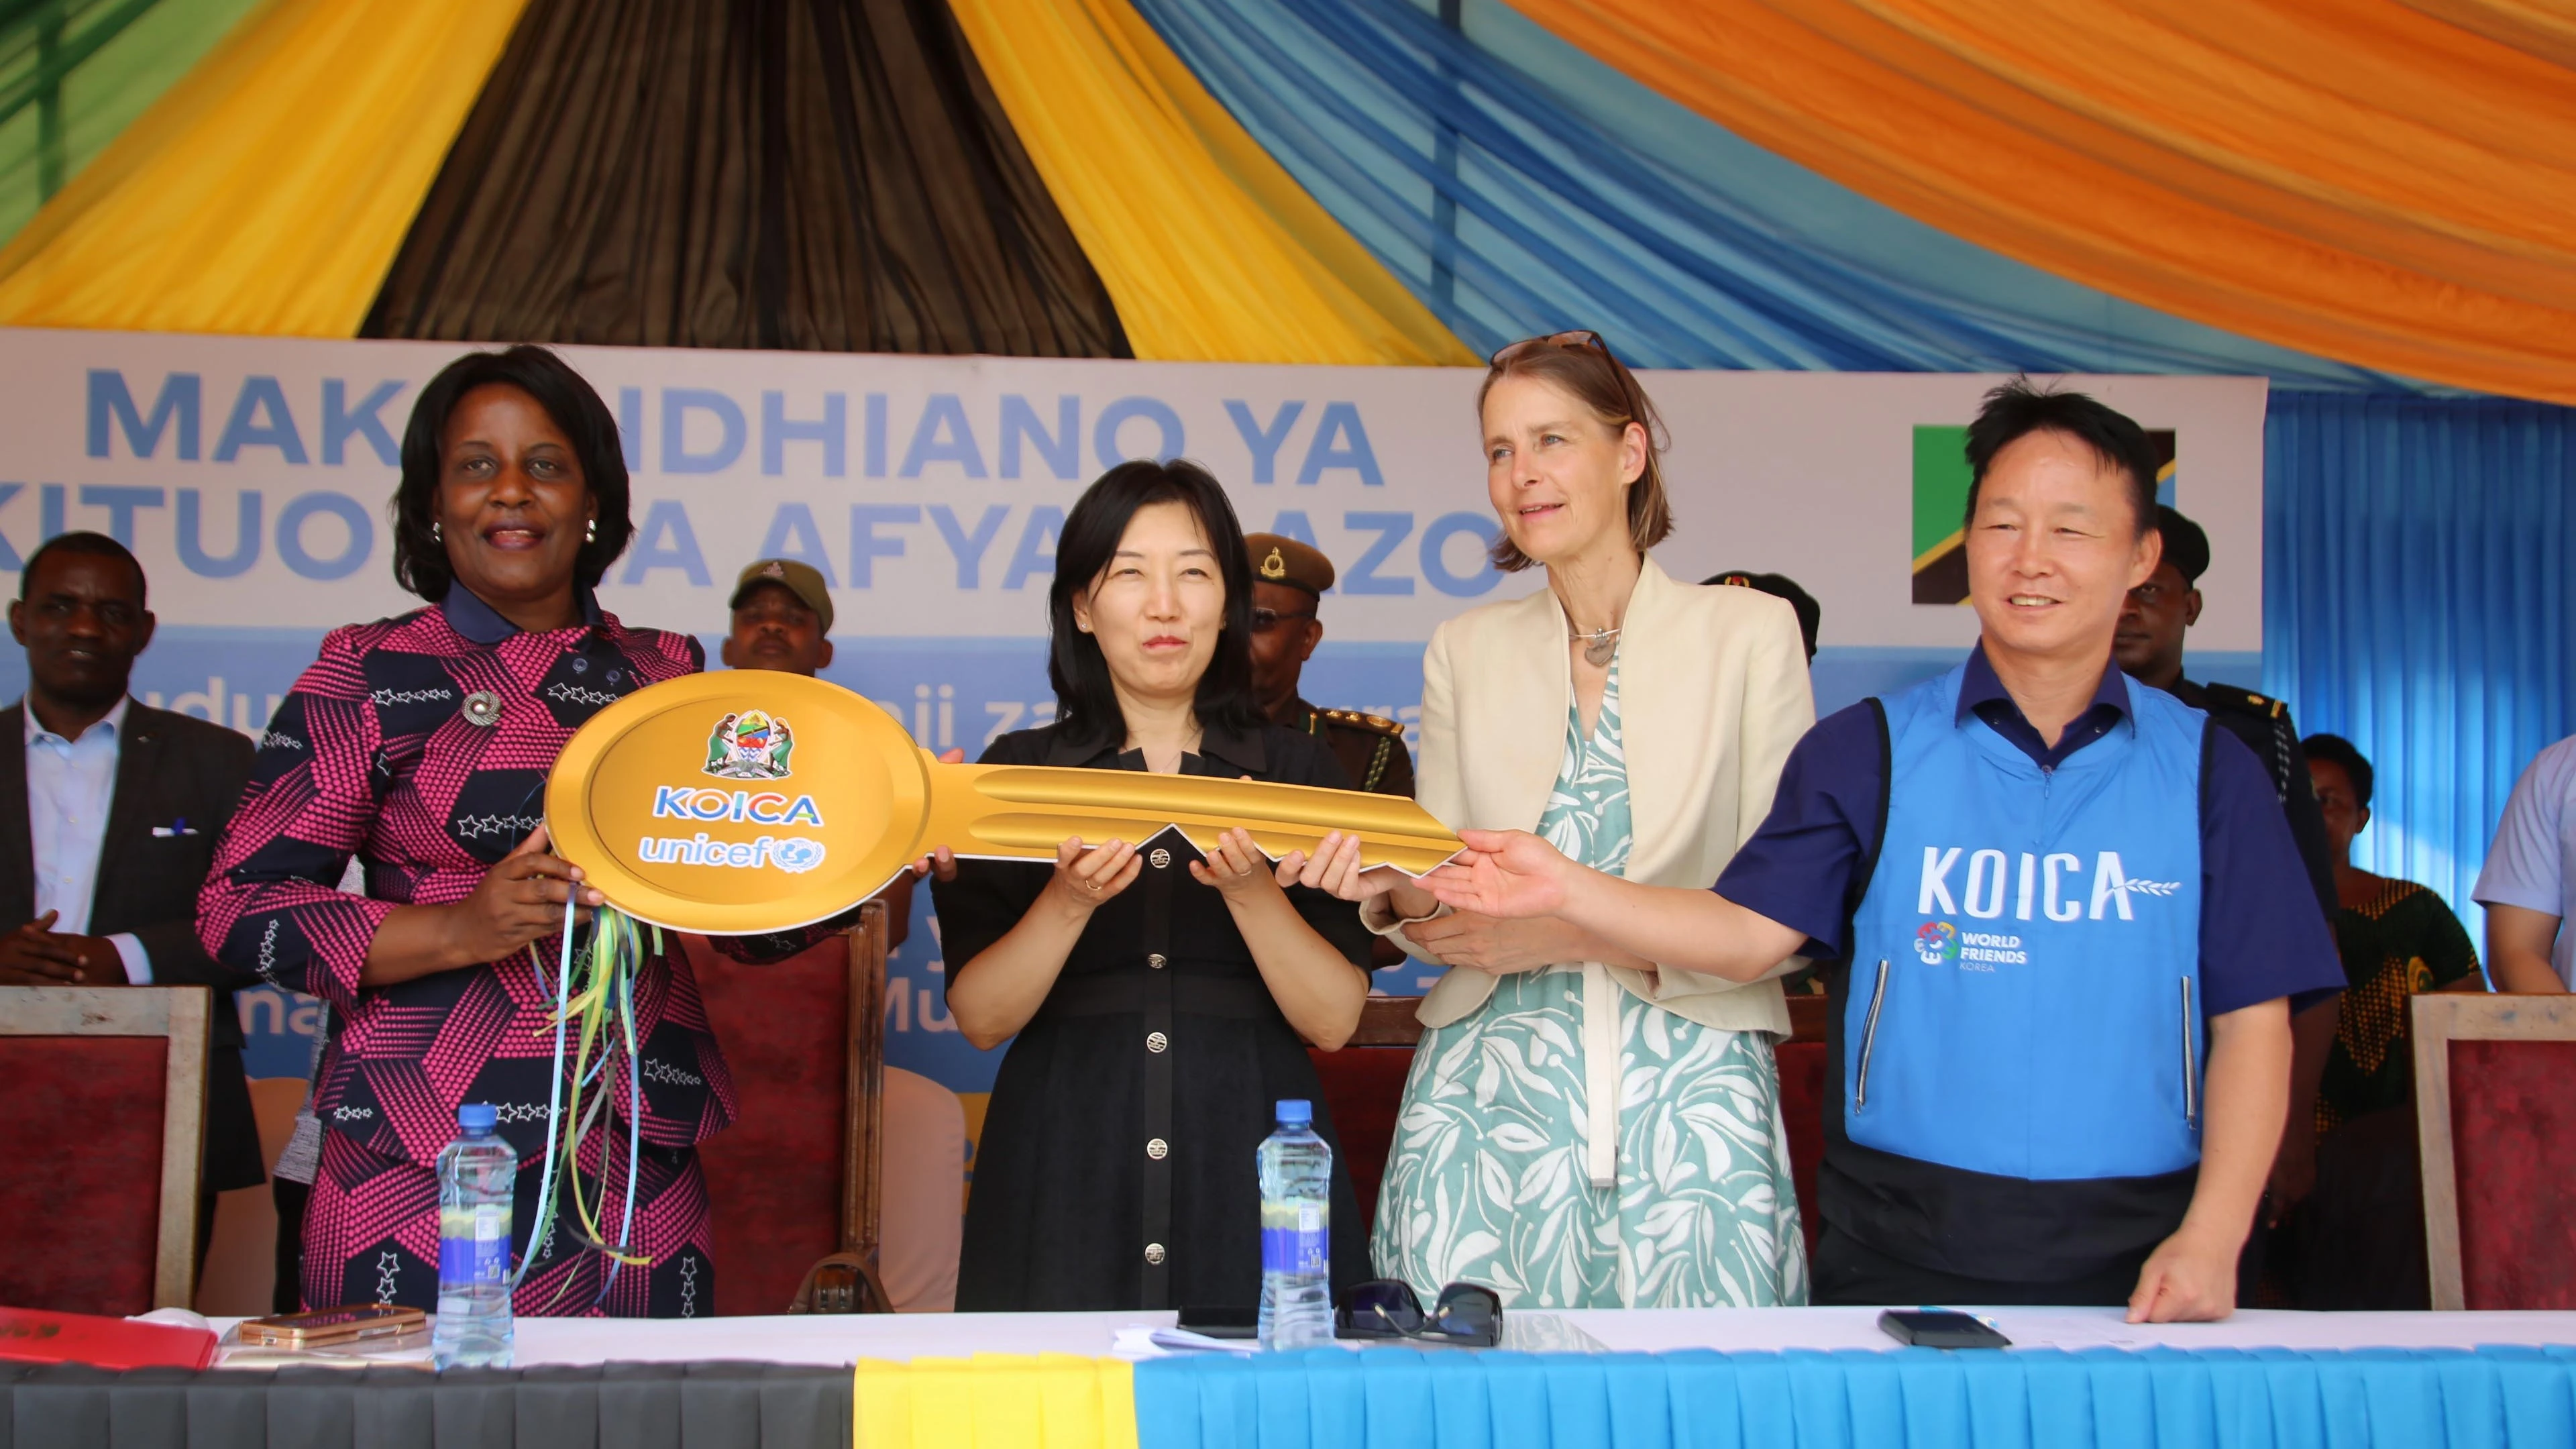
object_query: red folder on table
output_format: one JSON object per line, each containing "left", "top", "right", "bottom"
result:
{"left": 0, "top": 1305, "right": 216, "bottom": 1370}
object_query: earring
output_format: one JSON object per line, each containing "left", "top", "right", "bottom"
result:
{"left": 430, "top": 521, "right": 441, "bottom": 542}
{"left": 586, "top": 520, "right": 598, "bottom": 543}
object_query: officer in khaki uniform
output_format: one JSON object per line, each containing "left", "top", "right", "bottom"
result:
{"left": 1240, "top": 533, "right": 1415, "bottom": 799}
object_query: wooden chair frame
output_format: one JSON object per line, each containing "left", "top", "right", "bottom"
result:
{"left": 0, "top": 985, "right": 210, "bottom": 1309}
{"left": 2411, "top": 991, "right": 2576, "bottom": 1311}
{"left": 790, "top": 900, "right": 894, "bottom": 1313}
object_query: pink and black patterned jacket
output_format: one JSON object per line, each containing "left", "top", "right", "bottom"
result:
{"left": 199, "top": 588, "right": 815, "bottom": 1169}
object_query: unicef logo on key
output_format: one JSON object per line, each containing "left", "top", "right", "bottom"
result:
{"left": 633, "top": 832, "right": 828, "bottom": 874}
{"left": 1915, "top": 921, "right": 1957, "bottom": 965}
{"left": 767, "top": 837, "right": 826, "bottom": 874}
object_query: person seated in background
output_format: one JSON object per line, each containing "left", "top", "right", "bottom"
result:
{"left": 2473, "top": 733, "right": 2576, "bottom": 991}
{"left": 2306, "top": 733, "right": 2487, "bottom": 1111}
{"left": 1311, "top": 381, "right": 2345, "bottom": 1321}
{"left": 0, "top": 531, "right": 259, "bottom": 1260}
{"left": 1240, "top": 533, "right": 1415, "bottom": 798}
{"left": 710, "top": 557, "right": 964, "bottom": 1310}
{"left": 1705, "top": 570, "right": 1821, "bottom": 665}
{"left": 2288, "top": 732, "right": 2481, "bottom": 1309}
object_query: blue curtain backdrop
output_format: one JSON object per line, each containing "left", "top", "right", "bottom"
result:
{"left": 2265, "top": 392, "right": 2576, "bottom": 924}
{"left": 1130, "top": 0, "right": 2424, "bottom": 385}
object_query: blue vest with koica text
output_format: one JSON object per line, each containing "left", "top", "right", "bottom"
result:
{"left": 1844, "top": 663, "right": 2206, "bottom": 1182}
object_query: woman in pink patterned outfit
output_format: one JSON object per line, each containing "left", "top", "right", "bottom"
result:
{"left": 199, "top": 346, "right": 824, "bottom": 1316}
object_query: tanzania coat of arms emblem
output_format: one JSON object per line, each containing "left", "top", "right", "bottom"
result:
{"left": 704, "top": 709, "right": 795, "bottom": 780}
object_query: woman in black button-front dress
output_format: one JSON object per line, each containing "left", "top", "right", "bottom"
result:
{"left": 931, "top": 460, "right": 1379, "bottom": 1311}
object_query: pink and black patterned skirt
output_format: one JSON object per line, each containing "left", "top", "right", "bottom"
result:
{"left": 301, "top": 1125, "right": 717, "bottom": 1318}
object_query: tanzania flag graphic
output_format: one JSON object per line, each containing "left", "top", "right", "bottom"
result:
{"left": 1911, "top": 426, "right": 2177, "bottom": 605}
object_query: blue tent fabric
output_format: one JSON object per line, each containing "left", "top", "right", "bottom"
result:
{"left": 1131, "top": 1344, "right": 2576, "bottom": 1448}
{"left": 2265, "top": 392, "right": 2576, "bottom": 922}
{"left": 1127, "top": 0, "right": 2428, "bottom": 387}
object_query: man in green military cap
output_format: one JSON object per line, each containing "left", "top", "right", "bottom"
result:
{"left": 722, "top": 557, "right": 836, "bottom": 676}
{"left": 1242, "top": 531, "right": 1415, "bottom": 800}
{"left": 718, "top": 555, "right": 952, "bottom": 943}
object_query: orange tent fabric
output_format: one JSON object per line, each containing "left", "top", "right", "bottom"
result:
{"left": 1505, "top": 0, "right": 2576, "bottom": 403}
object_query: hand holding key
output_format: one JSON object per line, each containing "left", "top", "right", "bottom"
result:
{"left": 546, "top": 673, "right": 1464, "bottom": 934}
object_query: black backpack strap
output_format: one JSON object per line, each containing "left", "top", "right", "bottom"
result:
{"left": 1843, "top": 696, "right": 1894, "bottom": 926}
{"left": 1822, "top": 696, "right": 1895, "bottom": 1155}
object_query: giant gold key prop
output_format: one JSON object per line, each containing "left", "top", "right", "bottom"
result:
{"left": 545, "top": 671, "right": 1462, "bottom": 934}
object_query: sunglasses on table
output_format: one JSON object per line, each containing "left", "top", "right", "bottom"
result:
{"left": 1335, "top": 1279, "right": 1502, "bottom": 1348}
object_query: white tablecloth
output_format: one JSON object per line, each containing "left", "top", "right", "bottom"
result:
{"left": 223, "top": 1307, "right": 2573, "bottom": 1368}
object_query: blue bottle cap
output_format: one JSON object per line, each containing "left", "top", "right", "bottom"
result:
{"left": 1275, "top": 1099, "right": 1311, "bottom": 1126}
{"left": 458, "top": 1102, "right": 498, "bottom": 1131}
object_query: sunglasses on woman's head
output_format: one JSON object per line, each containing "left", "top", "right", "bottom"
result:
{"left": 1334, "top": 1279, "right": 1502, "bottom": 1347}
{"left": 1489, "top": 330, "right": 1613, "bottom": 368}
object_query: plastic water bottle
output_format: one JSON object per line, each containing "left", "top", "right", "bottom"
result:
{"left": 431, "top": 1102, "right": 516, "bottom": 1368}
{"left": 1257, "top": 1099, "right": 1333, "bottom": 1350}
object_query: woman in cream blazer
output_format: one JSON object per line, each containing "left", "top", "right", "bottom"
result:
{"left": 1307, "top": 333, "right": 1813, "bottom": 1308}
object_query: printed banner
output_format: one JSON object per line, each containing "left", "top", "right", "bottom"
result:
{"left": 0, "top": 329, "right": 2267, "bottom": 1108}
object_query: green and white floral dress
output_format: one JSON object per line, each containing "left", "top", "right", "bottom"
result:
{"left": 1371, "top": 659, "right": 1808, "bottom": 1308}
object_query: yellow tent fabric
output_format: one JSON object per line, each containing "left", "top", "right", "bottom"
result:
{"left": 947, "top": 0, "right": 1476, "bottom": 366}
{"left": 1505, "top": 0, "right": 2576, "bottom": 405}
{"left": 0, "top": 0, "right": 531, "bottom": 337}
{"left": 854, "top": 1353, "right": 1138, "bottom": 1449}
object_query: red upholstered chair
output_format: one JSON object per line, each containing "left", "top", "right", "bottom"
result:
{"left": 1306, "top": 998, "right": 1428, "bottom": 1240}
{"left": 1776, "top": 992, "right": 1830, "bottom": 1263}
{"left": 0, "top": 986, "right": 211, "bottom": 1315}
{"left": 686, "top": 900, "right": 895, "bottom": 1314}
{"left": 2413, "top": 993, "right": 2576, "bottom": 1310}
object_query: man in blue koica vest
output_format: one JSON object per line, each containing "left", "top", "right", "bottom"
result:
{"left": 1413, "top": 381, "right": 2343, "bottom": 1320}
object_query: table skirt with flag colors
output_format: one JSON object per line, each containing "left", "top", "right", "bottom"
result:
{"left": 7, "top": 1313, "right": 2576, "bottom": 1447}
{"left": 845, "top": 1345, "right": 2576, "bottom": 1449}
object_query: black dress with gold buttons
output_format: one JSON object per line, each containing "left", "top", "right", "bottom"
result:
{"left": 932, "top": 718, "right": 1379, "bottom": 1311}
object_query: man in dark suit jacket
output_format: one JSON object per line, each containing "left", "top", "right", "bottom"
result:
{"left": 0, "top": 532, "right": 260, "bottom": 1250}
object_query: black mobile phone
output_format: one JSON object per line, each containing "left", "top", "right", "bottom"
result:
{"left": 1878, "top": 1309, "right": 2010, "bottom": 1349}
{"left": 1175, "top": 1304, "right": 1259, "bottom": 1340}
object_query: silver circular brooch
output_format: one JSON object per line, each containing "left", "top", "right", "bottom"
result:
{"left": 460, "top": 690, "right": 503, "bottom": 728}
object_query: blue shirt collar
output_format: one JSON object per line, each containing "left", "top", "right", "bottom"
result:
{"left": 1955, "top": 641, "right": 2135, "bottom": 770}
{"left": 1954, "top": 641, "right": 2132, "bottom": 727}
{"left": 23, "top": 694, "right": 129, "bottom": 747}
{"left": 441, "top": 585, "right": 602, "bottom": 645}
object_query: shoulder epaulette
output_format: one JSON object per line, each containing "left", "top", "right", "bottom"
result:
{"left": 2204, "top": 683, "right": 2287, "bottom": 720}
{"left": 1322, "top": 708, "right": 1407, "bottom": 737}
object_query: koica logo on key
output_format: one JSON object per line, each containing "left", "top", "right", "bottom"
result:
{"left": 651, "top": 786, "right": 826, "bottom": 826}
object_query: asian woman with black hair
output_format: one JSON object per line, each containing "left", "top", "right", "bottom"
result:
{"left": 930, "top": 458, "right": 1379, "bottom": 1311}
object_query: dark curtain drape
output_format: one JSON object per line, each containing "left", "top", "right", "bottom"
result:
{"left": 362, "top": 0, "right": 1130, "bottom": 357}
{"left": 2266, "top": 392, "right": 2576, "bottom": 919}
